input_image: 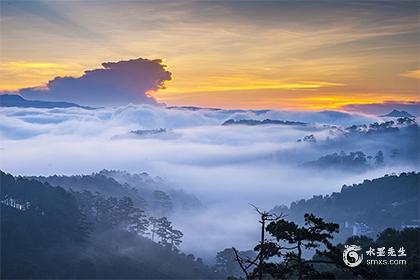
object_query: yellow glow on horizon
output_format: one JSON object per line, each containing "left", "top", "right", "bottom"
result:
{"left": 151, "top": 86, "right": 419, "bottom": 110}
{"left": 163, "top": 81, "right": 345, "bottom": 93}
{"left": 295, "top": 97, "right": 384, "bottom": 110}
{"left": 0, "top": 61, "right": 84, "bottom": 91}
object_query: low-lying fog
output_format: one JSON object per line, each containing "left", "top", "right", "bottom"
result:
{"left": 1, "top": 104, "right": 418, "bottom": 262}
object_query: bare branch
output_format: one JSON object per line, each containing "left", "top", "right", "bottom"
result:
{"left": 270, "top": 212, "right": 287, "bottom": 221}
{"left": 232, "top": 247, "right": 250, "bottom": 280}
{"left": 249, "top": 203, "right": 264, "bottom": 216}
{"left": 243, "top": 251, "right": 261, "bottom": 269}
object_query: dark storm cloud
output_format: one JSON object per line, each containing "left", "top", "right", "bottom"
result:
{"left": 20, "top": 58, "right": 172, "bottom": 106}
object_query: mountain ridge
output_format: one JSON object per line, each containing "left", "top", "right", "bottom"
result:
{"left": 222, "top": 118, "right": 307, "bottom": 126}
{"left": 0, "top": 94, "right": 95, "bottom": 110}
{"left": 271, "top": 172, "right": 420, "bottom": 242}
{"left": 381, "top": 109, "right": 415, "bottom": 118}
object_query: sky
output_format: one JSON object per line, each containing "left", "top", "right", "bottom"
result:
{"left": 0, "top": 0, "right": 419, "bottom": 110}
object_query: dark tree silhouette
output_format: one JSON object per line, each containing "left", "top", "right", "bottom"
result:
{"left": 214, "top": 248, "right": 256, "bottom": 277}
{"left": 73, "top": 191, "right": 149, "bottom": 234}
{"left": 152, "top": 217, "right": 183, "bottom": 251}
{"left": 263, "top": 213, "right": 339, "bottom": 279}
{"left": 232, "top": 207, "right": 374, "bottom": 280}
{"left": 232, "top": 205, "right": 283, "bottom": 279}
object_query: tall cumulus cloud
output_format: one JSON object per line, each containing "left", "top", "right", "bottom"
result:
{"left": 20, "top": 58, "right": 172, "bottom": 106}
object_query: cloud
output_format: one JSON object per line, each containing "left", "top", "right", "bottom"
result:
{"left": 400, "top": 69, "right": 420, "bottom": 80}
{"left": 0, "top": 105, "right": 379, "bottom": 141}
{"left": 19, "top": 58, "right": 172, "bottom": 106}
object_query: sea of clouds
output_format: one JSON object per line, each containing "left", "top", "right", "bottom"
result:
{"left": 0, "top": 104, "right": 417, "bottom": 261}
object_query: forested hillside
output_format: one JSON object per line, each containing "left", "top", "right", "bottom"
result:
{"left": 30, "top": 170, "right": 203, "bottom": 217}
{"left": 0, "top": 171, "right": 219, "bottom": 279}
{"left": 272, "top": 172, "right": 419, "bottom": 241}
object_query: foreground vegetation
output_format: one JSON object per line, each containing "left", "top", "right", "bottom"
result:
{"left": 0, "top": 171, "right": 218, "bottom": 279}
{"left": 1, "top": 170, "right": 419, "bottom": 279}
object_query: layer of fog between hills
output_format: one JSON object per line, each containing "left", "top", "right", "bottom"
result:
{"left": 0, "top": 104, "right": 418, "bottom": 260}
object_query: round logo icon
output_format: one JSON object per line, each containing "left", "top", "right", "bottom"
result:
{"left": 343, "top": 245, "right": 363, "bottom": 267}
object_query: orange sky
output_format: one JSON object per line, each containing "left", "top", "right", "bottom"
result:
{"left": 1, "top": 1, "right": 419, "bottom": 110}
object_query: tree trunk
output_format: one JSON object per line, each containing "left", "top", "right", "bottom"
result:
{"left": 258, "top": 215, "right": 266, "bottom": 280}
{"left": 297, "top": 240, "right": 303, "bottom": 280}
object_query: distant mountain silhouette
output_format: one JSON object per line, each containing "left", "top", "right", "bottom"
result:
{"left": 167, "top": 105, "right": 222, "bottom": 111}
{"left": 130, "top": 128, "right": 167, "bottom": 136}
{"left": 381, "top": 110, "right": 415, "bottom": 118}
{"left": 222, "top": 119, "right": 307, "bottom": 126}
{"left": 0, "top": 94, "right": 95, "bottom": 109}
